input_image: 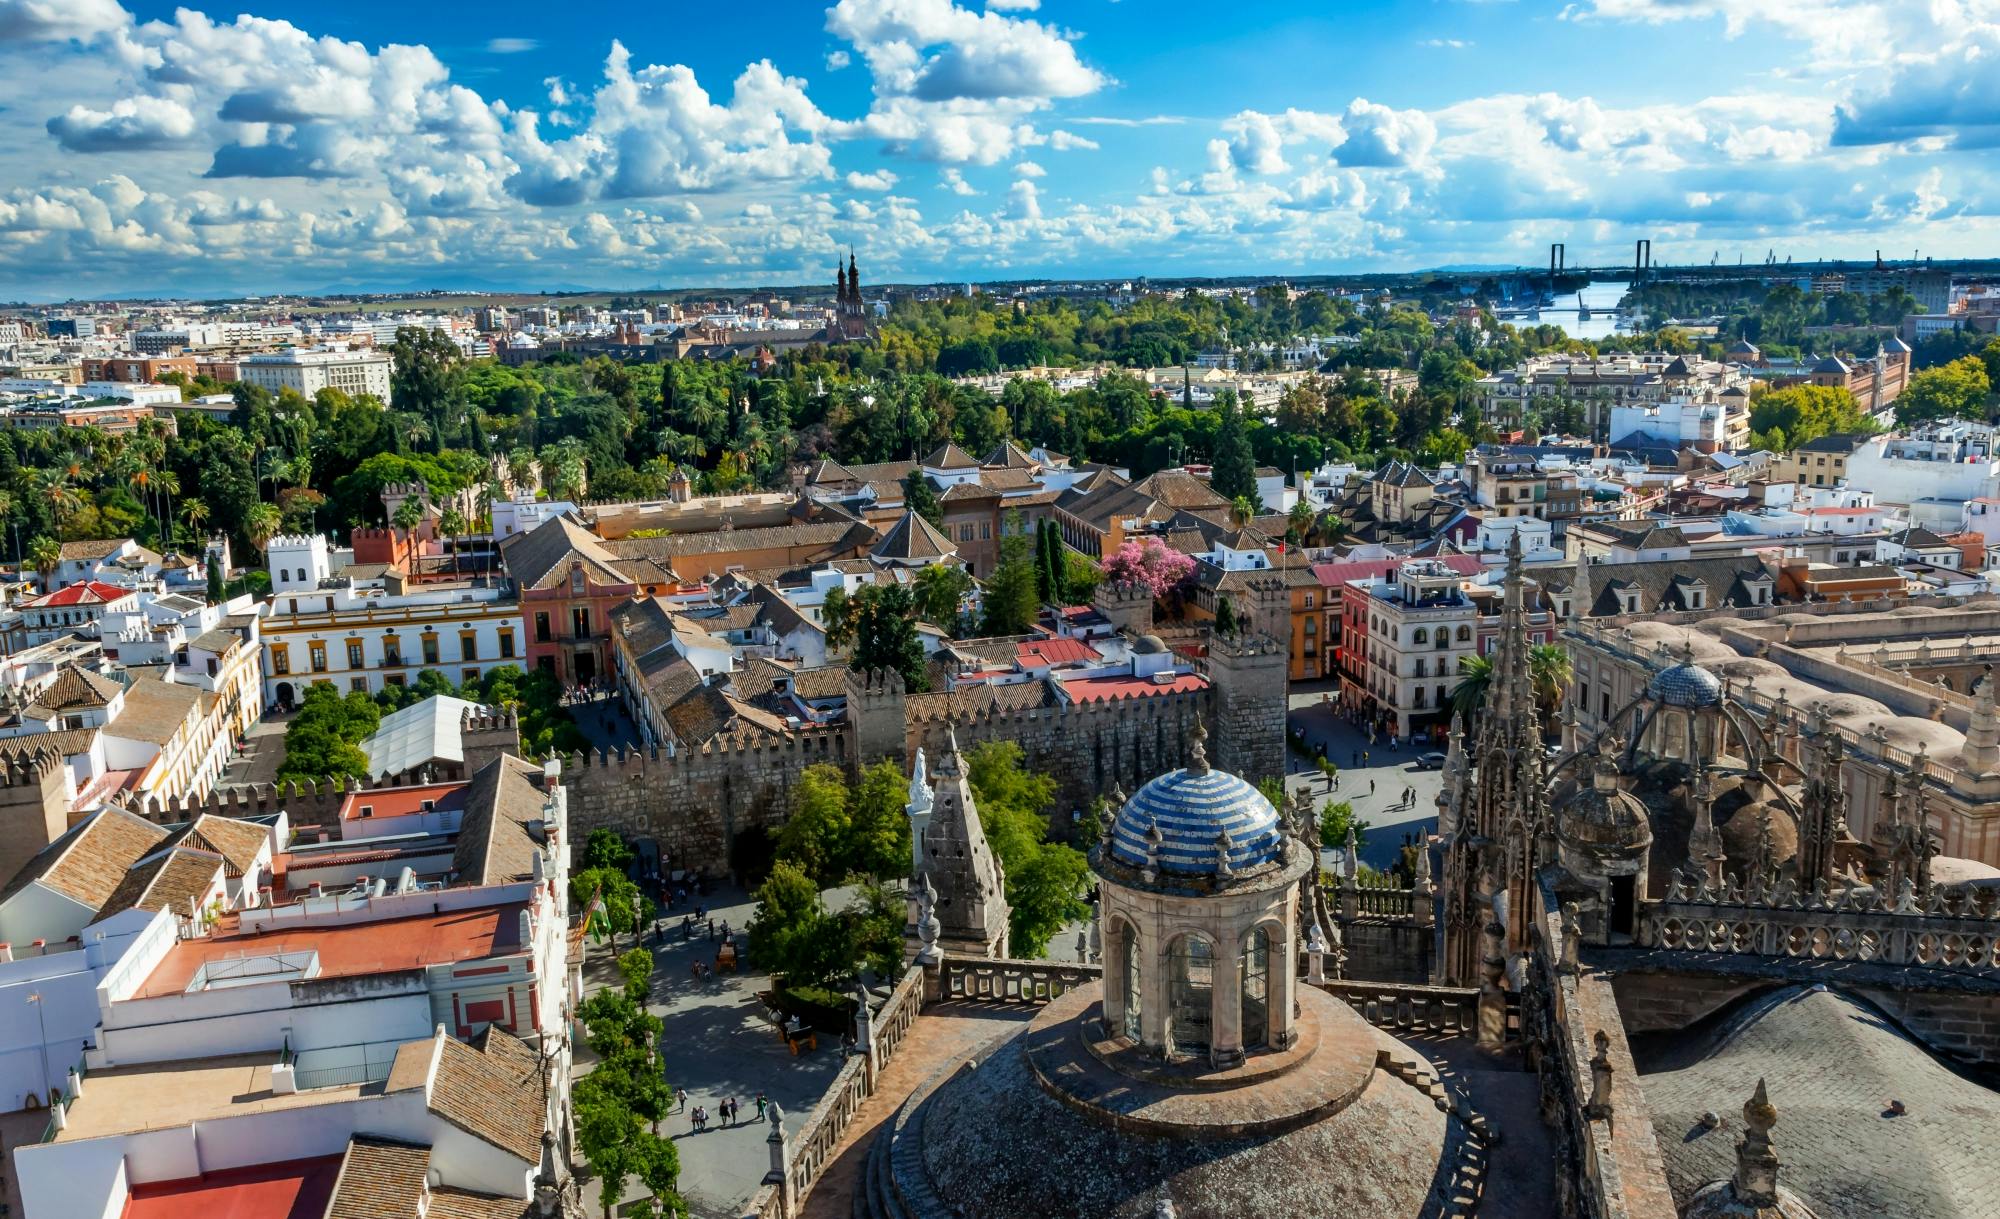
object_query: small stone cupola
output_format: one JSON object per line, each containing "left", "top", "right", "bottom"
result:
{"left": 1094, "top": 723, "right": 1310, "bottom": 1069}
{"left": 1554, "top": 736, "right": 1653, "bottom": 941}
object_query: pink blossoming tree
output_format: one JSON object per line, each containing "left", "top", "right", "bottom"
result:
{"left": 1101, "top": 537, "right": 1196, "bottom": 600}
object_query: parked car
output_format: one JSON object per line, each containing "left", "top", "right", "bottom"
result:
{"left": 1417, "top": 751, "right": 1448, "bottom": 770}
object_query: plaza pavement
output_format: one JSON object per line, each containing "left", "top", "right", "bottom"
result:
{"left": 577, "top": 882, "right": 856, "bottom": 1219}
{"left": 1284, "top": 682, "right": 1449, "bottom": 871}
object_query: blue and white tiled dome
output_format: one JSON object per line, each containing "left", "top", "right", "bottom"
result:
{"left": 1109, "top": 758, "right": 1284, "bottom": 876}
{"left": 1647, "top": 660, "right": 1722, "bottom": 708}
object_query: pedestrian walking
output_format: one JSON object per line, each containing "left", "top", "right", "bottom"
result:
{"left": 1363, "top": 751, "right": 1370, "bottom": 767}
{"left": 693, "top": 1105, "right": 707, "bottom": 1132}
{"left": 1369, "top": 779, "right": 1376, "bottom": 796}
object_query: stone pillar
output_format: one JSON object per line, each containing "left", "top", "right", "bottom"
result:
{"left": 1211, "top": 933, "right": 1245, "bottom": 1069}
{"left": 1476, "top": 915, "right": 1509, "bottom": 1051}
{"left": 765, "top": 1102, "right": 792, "bottom": 1217}
{"left": 853, "top": 986, "right": 877, "bottom": 1089}
{"left": 1268, "top": 919, "right": 1299, "bottom": 1050}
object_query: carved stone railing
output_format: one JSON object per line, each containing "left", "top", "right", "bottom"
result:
{"left": 748, "top": 963, "right": 931, "bottom": 1219}
{"left": 1640, "top": 878, "right": 2000, "bottom": 974}
{"left": 938, "top": 955, "right": 1103, "bottom": 1004}
{"left": 1315, "top": 980, "right": 1478, "bottom": 1037}
{"left": 1350, "top": 884, "right": 1418, "bottom": 919}
{"left": 786, "top": 1055, "right": 869, "bottom": 1208}
{"left": 873, "top": 965, "right": 924, "bottom": 1064}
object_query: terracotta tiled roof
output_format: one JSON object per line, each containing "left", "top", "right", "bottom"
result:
{"left": 428, "top": 1027, "right": 547, "bottom": 1163}
{"left": 923, "top": 441, "right": 980, "bottom": 470}
{"left": 498, "top": 513, "right": 631, "bottom": 592}
{"left": 608, "top": 519, "right": 873, "bottom": 563}
{"left": 0, "top": 806, "right": 167, "bottom": 911}
{"left": 107, "top": 679, "right": 202, "bottom": 745}
{"left": 871, "top": 509, "right": 957, "bottom": 561}
{"left": 324, "top": 1136, "right": 430, "bottom": 1219}
{"left": 176, "top": 814, "right": 269, "bottom": 877}
{"left": 22, "top": 665, "right": 122, "bottom": 717}
{"left": 94, "top": 845, "right": 224, "bottom": 921}
{"left": 427, "top": 1189, "right": 534, "bottom": 1219}
{"left": 58, "top": 539, "right": 129, "bottom": 561}
{"left": 451, "top": 755, "right": 550, "bottom": 887}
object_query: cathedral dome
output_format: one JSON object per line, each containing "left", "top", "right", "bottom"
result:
{"left": 1110, "top": 736, "right": 1282, "bottom": 876}
{"left": 1719, "top": 802, "right": 1799, "bottom": 872}
{"left": 1557, "top": 755, "right": 1653, "bottom": 859}
{"left": 1648, "top": 660, "right": 1724, "bottom": 708}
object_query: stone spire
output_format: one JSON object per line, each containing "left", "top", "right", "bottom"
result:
{"left": 1492, "top": 530, "right": 1541, "bottom": 731}
{"left": 1187, "top": 718, "right": 1211, "bottom": 775}
{"left": 1569, "top": 544, "right": 1592, "bottom": 623}
{"left": 1734, "top": 1079, "right": 1782, "bottom": 1207}
{"left": 917, "top": 731, "right": 1010, "bottom": 957}
{"left": 1689, "top": 762, "right": 1726, "bottom": 886}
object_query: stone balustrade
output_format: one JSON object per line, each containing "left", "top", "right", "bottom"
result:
{"left": 748, "top": 964, "right": 933, "bottom": 1219}
{"left": 1314, "top": 980, "right": 1479, "bottom": 1036}
{"left": 787, "top": 1055, "right": 870, "bottom": 1208}
{"left": 1641, "top": 877, "right": 2000, "bottom": 974}
{"left": 937, "top": 954, "right": 1103, "bottom": 1004}
{"left": 1349, "top": 883, "right": 1418, "bottom": 919}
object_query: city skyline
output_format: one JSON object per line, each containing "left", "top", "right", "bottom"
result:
{"left": 1, "top": 0, "right": 1995, "bottom": 299}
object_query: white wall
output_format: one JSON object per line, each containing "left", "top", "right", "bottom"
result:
{"left": 14, "top": 1132, "right": 129, "bottom": 1219}
{"left": 98, "top": 983, "right": 435, "bottom": 1067}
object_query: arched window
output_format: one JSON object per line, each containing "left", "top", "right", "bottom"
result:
{"left": 1119, "top": 920, "right": 1142, "bottom": 1042}
{"left": 1413, "top": 627, "right": 1428, "bottom": 644}
{"left": 1167, "top": 934, "right": 1214, "bottom": 1058}
{"left": 1241, "top": 926, "right": 1270, "bottom": 1049}
{"left": 1456, "top": 624, "right": 1472, "bottom": 642}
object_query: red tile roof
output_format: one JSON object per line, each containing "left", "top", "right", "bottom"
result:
{"left": 122, "top": 1155, "right": 342, "bottom": 1219}
{"left": 1061, "top": 672, "right": 1208, "bottom": 703}
{"left": 1015, "top": 638, "right": 1100, "bottom": 667}
{"left": 23, "top": 581, "right": 133, "bottom": 608}
{"left": 134, "top": 901, "right": 527, "bottom": 999}
{"left": 338, "top": 782, "right": 466, "bottom": 821}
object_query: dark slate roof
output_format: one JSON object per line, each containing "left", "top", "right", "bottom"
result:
{"left": 1883, "top": 336, "right": 1913, "bottom": 353}
{"left": 1663, "top": 355, "right": 1693, "bottom": 376}
{"left": 1794, "top": 432, "right": 1872, "bottom": 454}
{"left": 1374, "top": 460, "right": 1434, "bottom": 488}
{"left": 1637, "top": 985, "right": 2000, "bottom": 1219}
{"left": 1543, "top": 555, "right": 1773, "bottom": 616}
{"left": 871, "top": 509, "right": 958, "bottom": 561}
{"left": 1812, "top": 355, "right": 1852, "bottom": 375}
{"left": 1891, "top": 526, "right": 1953, "bottom": 549}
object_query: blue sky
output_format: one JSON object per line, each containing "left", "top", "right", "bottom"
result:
{"left": 0, "top": 0, "right": 1992, "bottom": 299}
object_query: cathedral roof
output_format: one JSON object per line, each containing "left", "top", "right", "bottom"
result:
{"left": 1109, "top": 739, "right": 1282, "bottom": 877}
{"left": 1557, "top": 758, "right": 1653, "bottom": 860}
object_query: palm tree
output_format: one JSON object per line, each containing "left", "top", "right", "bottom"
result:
{"left": 1229, "top": 495, "right": 1258, "bottom": 530}
{"left": 153, "top": 469, "right": 179, "bottom": 549}
{"left": 1448, "top": 654, "right": 1493, "bottom": 727}
{"left": 439, "top": 507, "right": 467, "bottom": 579}
{"left": 507, "top": 446, "right": 537, "bottom": 493}
{"left": 1529, "top": 643, "right": 1573, "bottom": 721}
{"left": 34, "top": 472, "right": 82, "bottom": 539}
{"left": 180, "top": 498, "right": 210, "bottom": 540}
{"left": 26, "top": 535, "right": 60, "bottom": 587}
{"left": 1287, "top": 499, "right": 1315, "bottom": 545}
{"left": 244, "top": 502, "right": 283, "bottom": 556}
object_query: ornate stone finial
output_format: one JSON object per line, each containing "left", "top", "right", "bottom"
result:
{"left": 1213, "top": 828, "right": 1234, "bottom": 879}
{"left": 1187, "top": 719, "right": 1211, "bottom": 775}
{"left": 767, "top": 1100, "right": 786, "bottom": 1132}
{"left": 1413, "top": 833, "right": 1435, "bottom": 895}
{"left": 1732, "top": 1078, "right": 1781, "bottom": 1207}
{"left": 1143, "top": 820, "right": 1164, "bottom": 884}
{"left": 914, "top": 873, "right": 943, "bottom": 966}
{"left": 1586, "top": 1029, "right": 1615, "bottom": 1122}
{"left": 1560, "top": 901, "right": 1583, "bottom": 973}
{"left": 1342, "top": 824, "right": 1360, "bottom": 882}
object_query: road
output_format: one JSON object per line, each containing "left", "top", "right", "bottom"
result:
{"left": 1282, "top": 682, "right": 1447, "bottom": 871}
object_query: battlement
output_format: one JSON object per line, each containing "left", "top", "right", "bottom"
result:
{"left": 461, "top": 707, "right": 519, "bottom": 733}
{"left": 845, "top": 667, "right": 908, "bottom": 698}
{"left": 0, "top": 745, "right": 61, "bottom": 784}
